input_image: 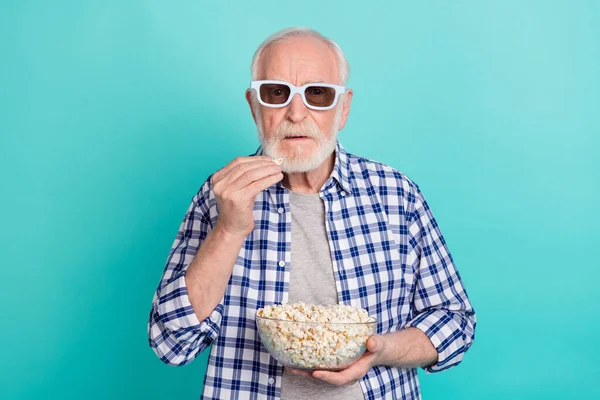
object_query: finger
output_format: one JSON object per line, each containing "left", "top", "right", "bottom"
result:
{"left": 287, "top": 368, "right": 313, "bottom": 377}
{"left": 312, "top": 367, "right": 362, "bottom": 386}
{"left": 312, "top": 353, "right": 376, "bottom": 386}
{"left": 223, "top": 165, "right": 282, "bottom": 195}
{"left": 223, "top": 161, "right": 281, "bottom": 189}
{"left": 212, "top": 156, "right": 274, "bottom": 184}
{"left": 366, "top": 335, "right": 386, "bottom": 366}
{"left": 246, "top": 171, "right": 284, "bottom": 197}
{"left": 213, "top": 157, "right": 274, "bottom": 184}
{"left": 367, "top": 335, "right": 384, "bottom": 354}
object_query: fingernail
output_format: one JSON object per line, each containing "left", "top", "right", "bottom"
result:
{"left": 273, "top": 158, "right": 283, "bottom": 165}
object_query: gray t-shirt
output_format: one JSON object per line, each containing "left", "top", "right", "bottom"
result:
{"left": 280, "top": 191, "right": 364, "bottom": 400}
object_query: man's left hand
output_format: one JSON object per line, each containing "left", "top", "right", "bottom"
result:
{"left": 288, "top": 334, "right": 387, "bottom": 386}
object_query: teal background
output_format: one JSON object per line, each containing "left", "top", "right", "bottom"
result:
{"left": 1, "top": 1, "right": 599, "bottom": 399}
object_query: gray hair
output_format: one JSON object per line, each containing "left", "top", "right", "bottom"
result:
{"left": 250, "top": 27, "right": 350, "bottom": 85}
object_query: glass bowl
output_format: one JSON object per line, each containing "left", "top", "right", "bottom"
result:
{"left": 256, "top": 314, "right": 377, "bottom": 371}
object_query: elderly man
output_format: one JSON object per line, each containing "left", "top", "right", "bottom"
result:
{"left": 148, "top": 27, "right": 476, "bottom": 399}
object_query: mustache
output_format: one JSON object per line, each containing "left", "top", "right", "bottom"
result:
{"left": 270, "top": 120, "right": 323, "bottom": 140}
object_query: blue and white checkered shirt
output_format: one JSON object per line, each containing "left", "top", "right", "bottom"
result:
{"left": 148, "top": 141, "right": 476, "bottom": 399}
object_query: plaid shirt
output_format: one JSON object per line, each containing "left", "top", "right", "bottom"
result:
{"left": 148, "top": 141, "right": 476, "bottom": 399}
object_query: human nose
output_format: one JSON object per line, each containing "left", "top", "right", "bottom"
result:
{"left": 285, "top": 93, "right": 309, "bottom": 123}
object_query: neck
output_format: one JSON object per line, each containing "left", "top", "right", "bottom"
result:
{"left": 282, "top": 152, "right": 336, "bottom": 194}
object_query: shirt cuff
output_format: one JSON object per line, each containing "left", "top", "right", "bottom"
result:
{"left": 157, "top": 273, "right": 222, "bottom": 344}
{"left": 408, "top": 309, "right": 466, "bottom": 373}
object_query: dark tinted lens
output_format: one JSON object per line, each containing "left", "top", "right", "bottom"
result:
{"left": 259, "top": 84, "right": 291, "bottom": 105}
{"left": 304, "top": 86, "right": 336, "bottom": 107}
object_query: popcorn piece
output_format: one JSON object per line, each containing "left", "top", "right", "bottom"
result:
{"left": 273, "top": 158, "right": 284, "bottom": 165}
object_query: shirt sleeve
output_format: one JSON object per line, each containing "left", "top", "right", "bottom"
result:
{"left": 406, "top": 186, "right": 477, "bottom": 373}
{"left": 147, "top": 178, "right": 223, "bottom": 366}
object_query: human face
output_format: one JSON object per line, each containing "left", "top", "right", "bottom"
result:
{"left": 246, "top": 35, "right": 353, "bottom": 173}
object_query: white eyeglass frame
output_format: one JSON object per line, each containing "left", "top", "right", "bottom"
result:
{"left": 250, "top": 80, "right": 346, "bottom": 111}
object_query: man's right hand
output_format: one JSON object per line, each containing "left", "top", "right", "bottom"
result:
{"left": 211, "top": 156, "right": 283, "bottom": 239}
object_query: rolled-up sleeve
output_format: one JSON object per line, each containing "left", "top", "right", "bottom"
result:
{"left": 406, "top": 187, "right": 476, "bottom": 373}
{"left": 147, "top": 178, "right": 222, "bottom": 366}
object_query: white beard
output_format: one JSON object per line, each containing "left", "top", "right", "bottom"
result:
{"left": 255, "top": 102, "right": 344, "bottom": 173}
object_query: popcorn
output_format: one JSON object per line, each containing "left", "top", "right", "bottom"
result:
{"left": 256, "top": 302, "right": 376, "bottom": 370}
{"left": 272, "top": 158, "right": 284, "bottom": 165}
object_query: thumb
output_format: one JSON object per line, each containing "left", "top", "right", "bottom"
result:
{"left": 367, "top": 335, "right": 384, "bottom": 354}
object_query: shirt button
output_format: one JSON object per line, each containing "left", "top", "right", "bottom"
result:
{"left": 278, "top": 261, "right": 285, "bottom": 267}
{"left": 268, "top": 377, "right": 275, "bottom": 385}
{"left": 277, "top": 207, "right": 284, "bottom": 214}
{"left": 341, "top": 191, "right": 347, "bottom": 197}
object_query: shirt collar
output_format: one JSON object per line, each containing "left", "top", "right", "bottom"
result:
{"left": 253, "top": 140, "right": 354, "bottom": 195}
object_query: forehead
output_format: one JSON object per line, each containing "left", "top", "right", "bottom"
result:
{"left": 257, "top": 35, "right": 340, "bottom": 85}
